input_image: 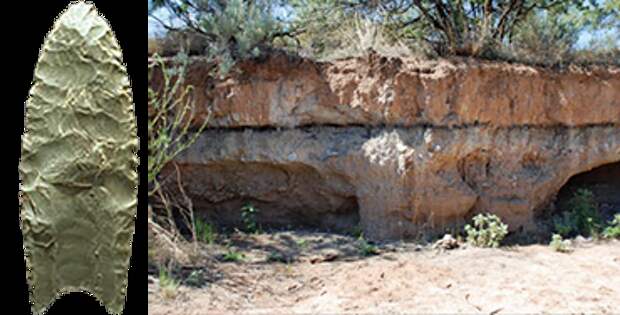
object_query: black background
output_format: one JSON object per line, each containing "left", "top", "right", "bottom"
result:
{"left": 5, "top": 1, "right": 146, "bottom": 314}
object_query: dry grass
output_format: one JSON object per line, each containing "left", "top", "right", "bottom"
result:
{"left": 158, "top": 268, "right": 181, "bottom": 300}
{"left": 148, "top": 37, "right": 159, "bottom": 56}
{"left": 148, "top": 51, "right": 220, "bottom": 299}
{"left": 317, "top": 16, "right": 428, "bottom": 62}
{"left": 148, "top": 164, "right": 216, "bottom": 268}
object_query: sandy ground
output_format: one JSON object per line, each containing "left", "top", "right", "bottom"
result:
{"left": 148, "top": 234, "right": 620, "bottom": 314}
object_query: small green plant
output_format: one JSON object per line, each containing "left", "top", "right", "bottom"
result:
{"left": 295, "top": 239, "right": 309, "bottom": 249}
{"left": 194, "top": 218, "right": 216, "bottom": 244}
{"left": 553, "top": 188, "right": 602, "bottom": 237}
{"left": 158, "top": 268, "right": 180, "bottom": 299}
{"left": 553, "top": 212, "right": 576, "bottom": 237}
{"left": 357, "top": 234, "right": 379, "bottom": 256}
{"left": 148, "top": 247, "right": 157, "bottom": 261}
{"left": 349, "top": 224, "right": 364, "bottom": 238}
{"left": 603, "top": 214, "right": 620, "bottom": 239}
{"left": 464, "top": 213, "right": 509, "bottom": 248}
{"left": 267, "top": 251, "right": 290, "bottom": 263}
{"left": 549, "top": 234, "right": 572, "bottom": 253}
{"left": 241, "top": 203, "right": 260, "bottom": 233}
{"left": 222, "top": 248, "right": 245, "bottom": 262}
{"left": 183, "top": 269, "right": 207, "bottom": 287}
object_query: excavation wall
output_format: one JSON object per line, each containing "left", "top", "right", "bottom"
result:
{"left": 158, "top": 53, "right": 620, "bottom": 240}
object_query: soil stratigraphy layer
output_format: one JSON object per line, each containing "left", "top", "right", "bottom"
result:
{"left": 154, "top": 52, "right": 620, "bottom": 240}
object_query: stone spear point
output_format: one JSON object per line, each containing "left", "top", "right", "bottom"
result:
{"left": 20, "top": 2, "right": 138, "bottom": 314}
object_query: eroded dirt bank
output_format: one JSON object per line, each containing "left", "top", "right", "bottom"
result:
{"left": 155, "top": 53, "right": 620, "bottom": 239}
{"left": 171, "top": 52, "right": 620, "bottom": 128}
{"left": 148, "top": 240, "right": 620, "bottom": 314}
{"left": 170, "top": 125, "right": 620, "bottom": 239}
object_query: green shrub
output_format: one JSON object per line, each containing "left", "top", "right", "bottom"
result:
{"left": 549, "top": 234, "right": 572, "bottom": 253}
{"left": 505, "top": 10, "right": 620, "bottom": 66}
{"left": 553, "top": 211, "right": 577, "bottom": 237}
{"left": 503, "top": 10, "right": 579, "bottom": 66}
{"left": 223, "top": 249, "right": 245, "bottom": 262}
{"left": 357, "top": 234, "right": 379, "bottom": 256}
{"left": 349, "top": 224, "right": 364, "bottom": 239}
{"left": 150, "top": 0, "right": 282, "bottom": 77}
{"left": 151, "top": 30, "right": 211, "bottom": 57}
{"left": 151, "top": 1, "right": 618, "bottom": 66}
{"left": 241, "top": 203, "right": 260, "bottom": 233}
{"left": 464, "top": 213, "right": 508, "bottom": 248}
{"left": 603, "top": 214, "right": 620, "bottom": 239}
{"left": 290, "top": 0, "right": 618, "bottom": 62}
{"left": 567, "top": 188, "right": 602, "bottom": 234}
{"left": 553, "top": 188, "right": 602, "bottom": 237}
{"left": 202, "top": 0, "right": 279, "bottom": 76}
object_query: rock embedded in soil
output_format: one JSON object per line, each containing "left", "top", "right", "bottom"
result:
{"left": 433, "top": 234, "right": 459, "bottom": 250}
{"left": 156, "top": 52, "right": 620, "bottom": 240}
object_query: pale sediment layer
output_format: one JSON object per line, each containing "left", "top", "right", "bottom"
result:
{"left": 169, "top": 125, "right": 620, "bottom": 239}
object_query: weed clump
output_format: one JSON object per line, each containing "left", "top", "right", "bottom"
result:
{"left": 549, "top": 234, "right": 572, "bottom": 253}
{"left": 223, "top": 249, "right": 245, "bottom": 262}
{"left": 464, "top": 213, "right": 508, "bottom": 248}
{"left": 159, "top": 268, "right": 180, "bottom": 299}
{"left": 603, "top": 214, "right": 620, "bottom": 239}
{"left": 241, "top": 203, "right": 260, "bottom": 233}
{"left": 349, "top": 224, "right": 364, "bottom": 239}
{"left": 553, "top": 188, "right": 602, "bottom": 237}
{"left": 194, "top": 218, "right": 216, "bottom": 244}
{"left": 357, "top": 234, "right": 379, "bottom": 256}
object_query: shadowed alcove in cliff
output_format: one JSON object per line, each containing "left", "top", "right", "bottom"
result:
{"left": 554, "top": 161, "right": 620, "bottom": 220}
{"left": 168, "top": 161, "right": 362, "bottom": 233}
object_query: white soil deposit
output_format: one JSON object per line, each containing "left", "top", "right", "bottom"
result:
{"left": 148, "top": 239, "right": 620, "bottom": 314}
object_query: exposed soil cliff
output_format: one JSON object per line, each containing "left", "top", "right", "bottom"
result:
{"left": 179, "top": 53, "right": 620, "bottom": 128}
{"left": 157, "top": 53, "right": 620, "bottom": 240}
